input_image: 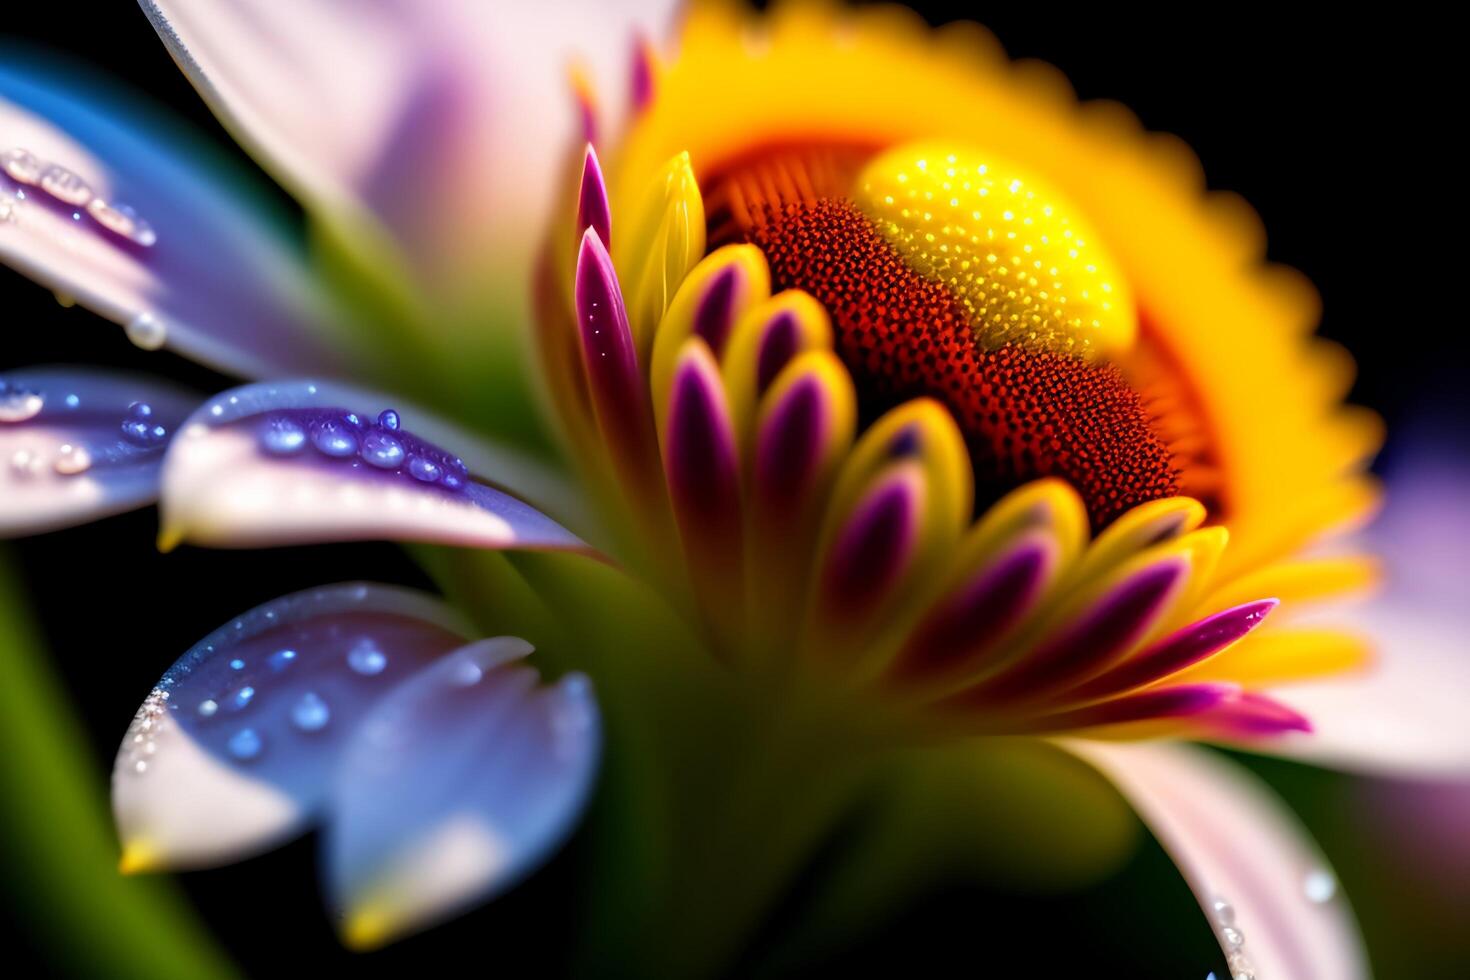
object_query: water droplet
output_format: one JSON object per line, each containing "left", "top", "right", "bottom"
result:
{"left": 53, "top": 443, "right": 92, "bottom": 475}
{"left": 407, "top": 455, "right": 442, "bottom": 483}
{"left": 347, "top": 639, "right": 388, "bottom": 675}
{"left": 229, "top": 685, "right": 255, "bottom": 710}
{"left": 1303, "top": 868, "right": 1336, "bottom": 904}
{"left": 267, "top": 648, "right": 297, "bottom": 671}
{"left": 87, "top": 198, "right": 157, "bottom": 246}
{"left": 134, "top": 759, "right": 149, "bottom": 774}
{"left": 310, "top": 418, "right": 359, "bottom": 457}
{"left": 1210, "top": 898, "right": 1235, "bottom": 925}
{"left": 197, "top": 698, "right": 218, "bottom": 717}
{"left": 0, "top": 384, "right": 44, "bottom": 422}
{"left": 39, "top": 164, "right": 93, "bottom": 206}
{"left": 291, "top": 691, "right": 330, "bottom": 732}
{"left": 1221, "top": 926, "right": 1245, "bottom": 948}
{"left": 227, "top": 727, "right": 263, "bottom": 760}
{"left": 1, "top": 147, "right": 43, "bottom": 184}
{"left": 259, "top": 416, "right": 307, "bottom": 456}
{"left": 64, "top": 393, "right": 80, "bottom": 409}
{"left": 441, "top": 473, "right": 463, "bottom": 490}
{"left": 377, "top": 408, "right": 400, "bottom": 430}
{"left": 229, "top": 658, "right": 246, "bottom": 670}
{"left": 360, "top": 430, "right": 405, "bottom": 469}
{"left": 125, "top": 312, "right": 167, "bottom": 350}
{"left": 449, "top": 659, "right": 483, "bottom": 687}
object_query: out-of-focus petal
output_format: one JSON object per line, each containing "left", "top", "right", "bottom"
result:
{"left": 1067, "top": 740, "right": 1367, "bottom": 980}
{"left": 139, "top": 0, "right": 680, "bottom": 291}
{"left": 1258, "top": 438, "right": 1470, "bottom": 777}
{"left": 325, "top": 640, "right": 600, "bottom": 950}
{"left": 0, "top": 55, "right": 350, "bottom": 378}
{"left": 158, "top": 380, "right": 592, "bottom": 554}
{"left": 1, "top": 367, "right": 198, "bottom": 536}
{"left": 112, "top": 583, "right": 473, "bottom": 871}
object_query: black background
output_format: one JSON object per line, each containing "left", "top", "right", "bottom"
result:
{"left": 2, "top": 4, "right": 1461, "bottom": 977}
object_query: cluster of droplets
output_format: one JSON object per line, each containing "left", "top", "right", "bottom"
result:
{"left": 253, "top": 407, "right": 471, "bottom": 491}
{"left": 2, "top": 147, "right": 157, "bottom": 246}
{"left": 121, "top": 688, "right": 171, "bottom": 775}
{"left": 1202, "top": 871, "right": 1339, "bottom": 980}
{"left": 3, "top": 383, "right": 170, "bottom": 480}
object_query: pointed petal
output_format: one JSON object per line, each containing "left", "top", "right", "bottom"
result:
{"left": 326, "top": 640, "right": 600, "bottom": 949}
{"left": 159, "top": 381, "right": 590, "bottom": 553}
{"left": 815, "top": 462, "right": 926, "bottom": 626}
{"left": 1070, "top": 599, "right": 1280, "bottom": 700}
{"left": 1067, "top": 741, "right": 1368, "bottom": 980}
{"left": 112, "top": 583, "right": 473, "bottom": 870}
{"left": 663, "top": 339, "right": 744, "bottom": 600}
{"left": 0, "top": 55, "right": 349, "bottom": 377}
{"left": 1, "top": 367, "right": 198, "bottom": 536}
{"left": 576, "top": 145, "right": 612, "bottom": 250}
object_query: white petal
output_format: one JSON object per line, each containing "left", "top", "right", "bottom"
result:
{"left": 325, "top": 640, "right": 601, "bottom": 949}
{"left": 140, "top": 0, "right": 680, "bottom": 287}
{"left": 0, "top": 366, "right": 197, "bottom": 535}
{"left": 159, "top": 380, "right": 592, "bottom": 553}
{"left": 1066, "top": 740, "right": 1367, "bottom": 980}
{"left": 0, "top": 55, "right": 350, "bottom": 378}
{"left": 112, "top": 583, "right": 474, "bottom": 871}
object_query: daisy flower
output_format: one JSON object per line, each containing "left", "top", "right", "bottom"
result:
{"left": 1, "top": 2, "right": 1465, "bottom": 976}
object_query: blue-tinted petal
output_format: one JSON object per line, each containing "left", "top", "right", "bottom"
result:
{"left": 158, "top": 380, "right": 591, "bottom": 553}
{"left": 0, "top": 366, "right": 198, "bottom": 536}
{"left": 112, "top": 583, "right": 473, "bottom": 871}
{"left": 326, "top": 640, "right": 600, "bottom": 949}
{"left": 0, "top": 52, "right": 351, "bottom": 378}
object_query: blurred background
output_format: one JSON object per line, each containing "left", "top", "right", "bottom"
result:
{"left": 2, "top": 3, "right": 1464, "bottom": 977}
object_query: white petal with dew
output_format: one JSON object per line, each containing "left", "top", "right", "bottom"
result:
{"left": 1066, "top": 740, "right": 1367, "bottom": 980}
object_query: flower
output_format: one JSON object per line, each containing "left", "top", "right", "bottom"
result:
{"left": 1, "top": 1, "right": 1466, "bottom": 976}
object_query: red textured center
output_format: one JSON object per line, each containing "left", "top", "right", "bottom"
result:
{"left": 744, "top": 198, "right": 1178, "bottom": 527}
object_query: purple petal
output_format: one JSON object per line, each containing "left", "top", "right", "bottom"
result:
{"left": 159, "top": 381, "right": 588, "bottom": 553}
{"left": 326, "top": 640, "right": 600, "bottom": 949}
{"left": 754, "top": 372, "right": 830, "bottom": 514}
{"left": 820, "top": 465, "right": 923, "bottom": 615}
{"left": 575, "top": 228, "right": 660, "bottom": 486}
{"left": 1069, "top": 741, "right": 1368, "bottom": 980}
{"left": 576, "top": 144, "right": 611, "bottom": 250}
{"left": 664, "top": 342, "right": 742, "bottom": 575}
{"left": 1071, "top": 599, "right": 1280, "bottom": 700}
{"left": 112, "top": 583, "right": 473, "bottom": 870}
{"left": 0, "top": 57, "right": 349, "bottom": 378}
{"left": 1, "top": 367, "right": 198, "bottom": 535}
{"left": 970, "top": 557, "right": 1188, "bottom": 703}
{"left": 1199, "top": 691, "right": 1314, "bottom": 737}
{"left": 692, "top": 264, "right": 741, "bottom": 356}
{"left": 1022, "top": 683, "right": 1236, "bottom": 732}
{"left": 754, "top": 310, "right": 801, "bottom": 395}
{"left": 630, "top": 34, "right": 656, "bottom": 113}
{"left": 889, "top": 534, "right": 1056, "bottom": 682}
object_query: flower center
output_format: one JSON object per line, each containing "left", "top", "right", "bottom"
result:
{"left": 704, "top": 141, "right": 1178, "bottom": 527}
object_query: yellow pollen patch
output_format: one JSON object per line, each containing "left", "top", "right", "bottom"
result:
{"left": 855, "top": 142, "right": 1137, "bottom": 358}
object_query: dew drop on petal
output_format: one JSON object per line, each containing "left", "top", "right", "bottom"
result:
{"left": 125, "top": 312, "right": 167, "bottom": 350}
{"left": 86, "top": 198, "right": 157, "bottom": 247}
{"left": 360, "top": 430, "right": 405, "bottom": 469}
{"left": 291, "top": 691, "right": 331, "bottom": 732}
{"left": 268, "top": 648, "right": 298, "bottom": 671}
{"left": 227, "top": 727, "right": 263, "bottom": 760}
{"left": 39, "top": 163, "right": 92, "bottom": 206}
{"left": 0, "top": 383, "right": 44, "bottom": 422}
{"left": 407, "top": 455, "right": 442, "bottom": 483}
{"left": 2, "top": 147, "right": 43, "bottom": 184}
{"left": 377, "top": 409, "right": 400, "bottom": 431}
{"left": 1303, "top": 868, "right": 1337, "bottom": 904}
{"left": 229, "top": 685, "right": 256, "bottom": 710}
{"left": 229, "top": 658, "right": 246, "bottom": 671}
{"left": 53, "top": 443, "right": 92, "bottom": 475}
{"left": 347, "top": 639, "right": 387, "bottom": 675}
{"left": 197, "top": 698, "right": 218, "bottom": 717}
{"left": 310, "top": 418, "right": 359, "bottom": 457}
{"left": 259, "top": 416, "right": 307, "bottom": 456}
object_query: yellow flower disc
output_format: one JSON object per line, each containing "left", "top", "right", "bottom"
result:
{"left": 856, "top": 142, "right": 1136, "bottom": 359}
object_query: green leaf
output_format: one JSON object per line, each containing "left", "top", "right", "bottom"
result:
{"left": 0, "top": 549, "right": 239, "bottom": 980}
